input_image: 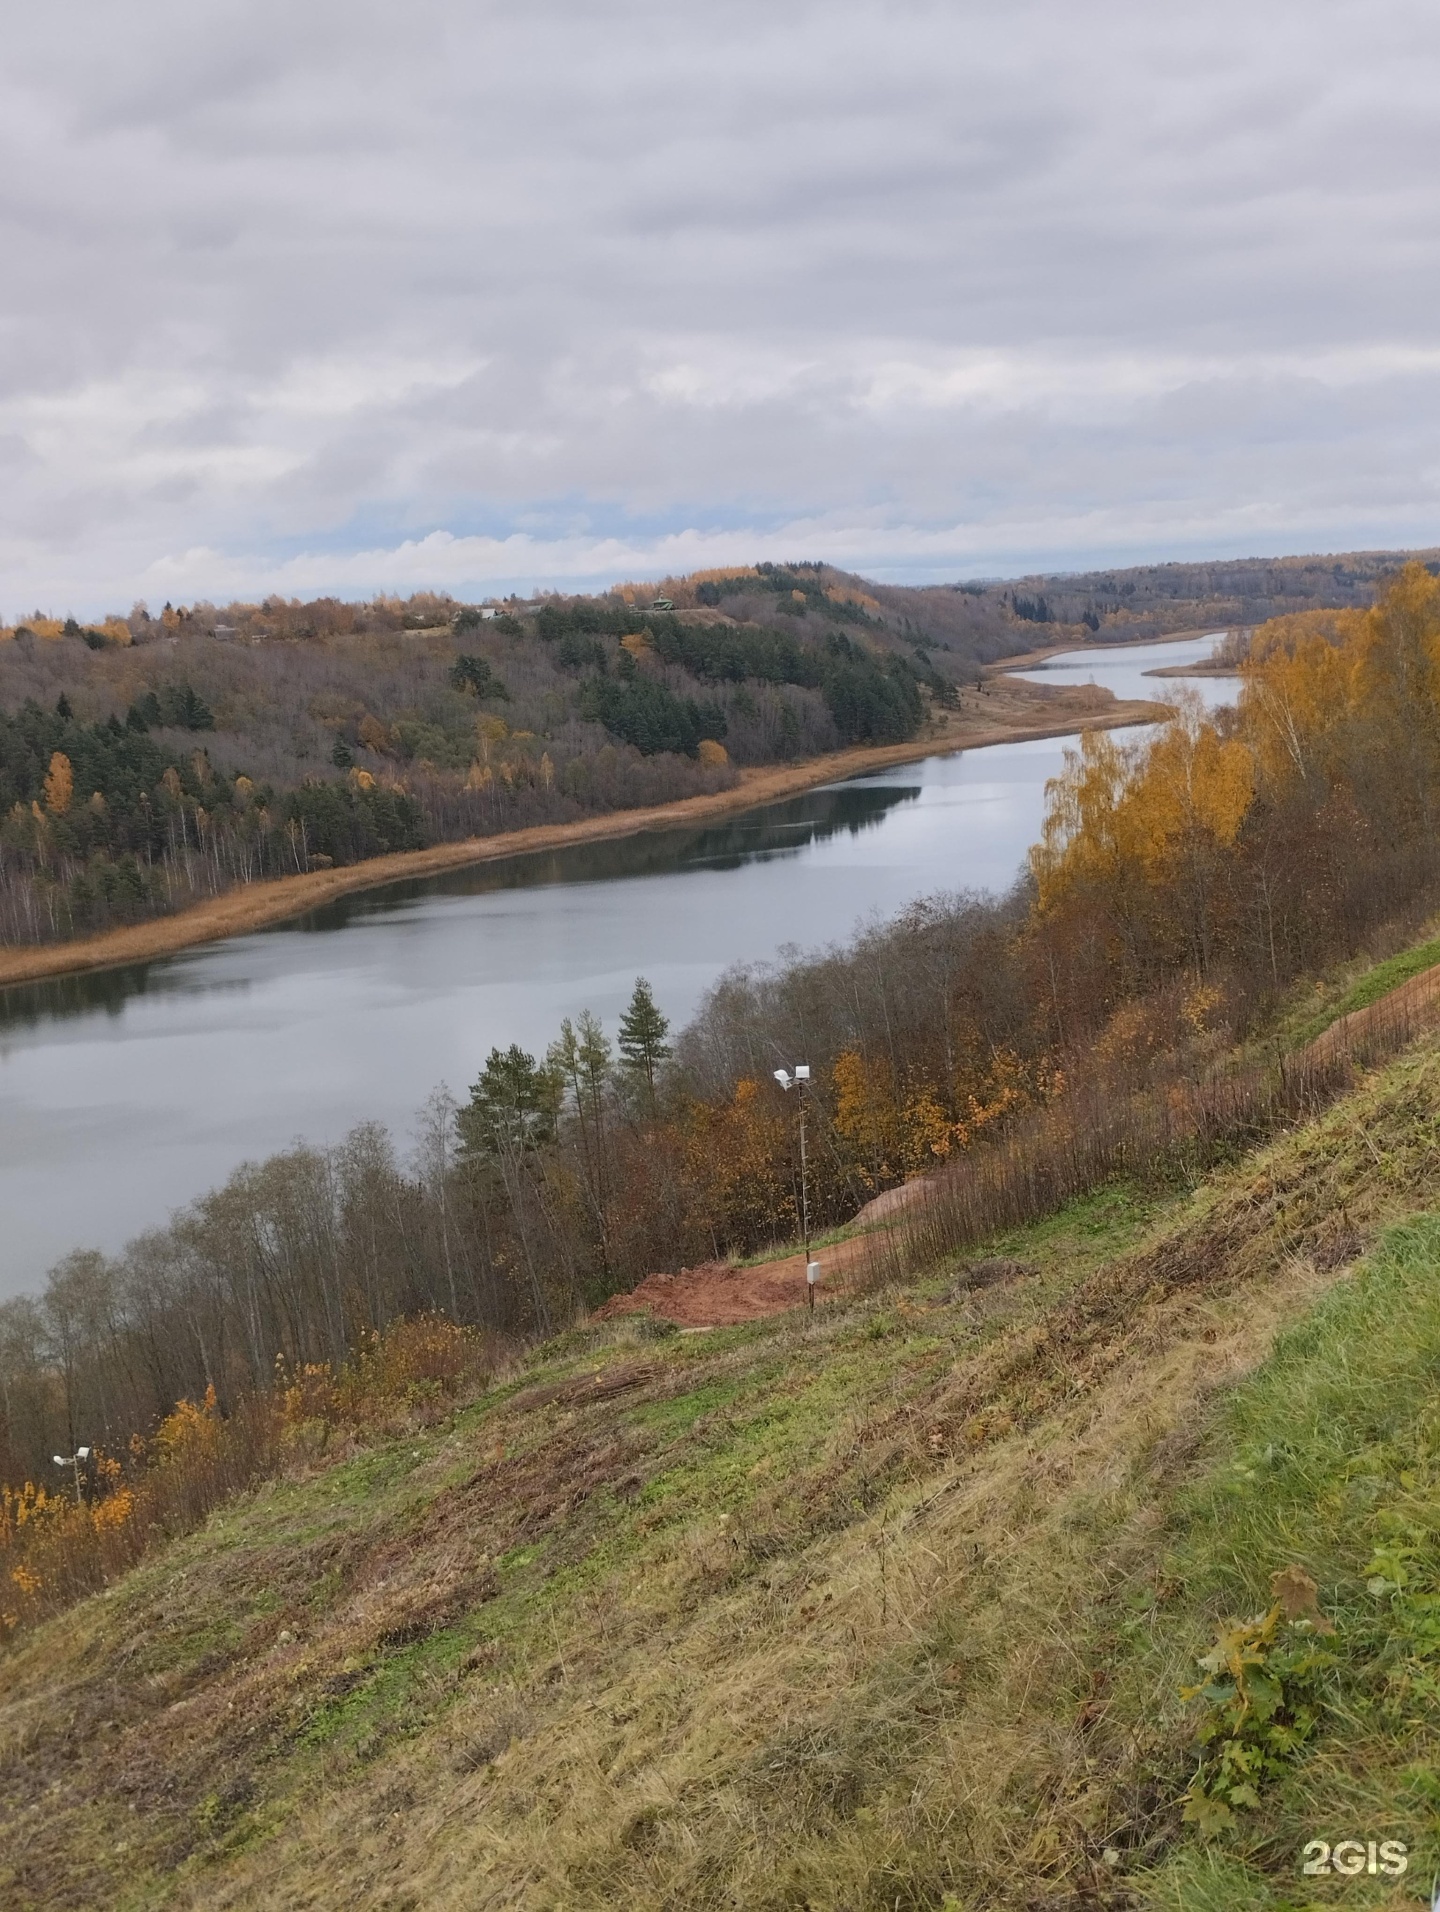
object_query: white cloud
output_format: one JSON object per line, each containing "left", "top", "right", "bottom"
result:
{"left": 2, "top": 0, "right": 1439, "bottom": 614}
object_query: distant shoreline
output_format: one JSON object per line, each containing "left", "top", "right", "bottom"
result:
{"left": 994, "top": 624, "right": 1236, "bottom": 671}
{"left": 0, "top": 679, "right": 1165, "bottom": 992}
{"left": 1143, "top": 661, "right": 1242, "bottom": 680}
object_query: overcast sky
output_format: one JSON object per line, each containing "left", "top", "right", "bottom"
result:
{"left": 2, "top": 0, "right": 1438, "bottom": 614}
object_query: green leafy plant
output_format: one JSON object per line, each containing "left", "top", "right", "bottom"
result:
{"left": 1180, "top": 1568, "right": 1336, "bottom": 1834}
{"left": 1363, "top": 1519, "right": 1440, "bottom": 1718}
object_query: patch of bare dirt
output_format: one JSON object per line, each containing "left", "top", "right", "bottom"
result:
{"left": 593, "top": 1232, "right": 881, "bottom": 1327}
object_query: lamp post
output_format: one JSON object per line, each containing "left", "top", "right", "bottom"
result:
{"left": 53, "top": 1446, "right": 90, "bottom": 1507}
{"left": 773, "top": 1065, "right": 819, "bottom": 1314}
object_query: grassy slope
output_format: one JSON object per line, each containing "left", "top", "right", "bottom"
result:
{"left": 6, "top": 1041, "right": 1440, "bottom": 1908}
{"left": 1275, "top": 929, "right": 1440, "bottom": 1054}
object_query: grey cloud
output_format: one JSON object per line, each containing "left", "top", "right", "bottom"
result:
{"left": 1, "top": 0, "right": 1438, "bottom": 613}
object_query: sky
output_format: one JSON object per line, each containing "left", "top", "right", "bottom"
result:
{"left": 2, "top": 0, "right": 1438, "bottom": 616}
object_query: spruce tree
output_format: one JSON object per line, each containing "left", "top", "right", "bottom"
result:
{"left": 617, "top": 977, "right": 671, "bottom": 1114}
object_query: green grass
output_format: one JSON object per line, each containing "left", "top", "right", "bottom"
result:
{"left": 734, "top": 1218, "right": 865, "bottom": 1268}
{"left": 15, "top": 1069, "right": 1440, "bottom": 1911}
{"left": 629, "top": 1374, "right": 750, "bottom": 1434}
{"left": 1127, "top": 1214, "right": 1440, "bottom": 1907}
{"left": 297, "top": 1616, "right": 482, "bottom": 1756}
{"left": 1285, "top": 933, "right": 1440, "bottom": 1051}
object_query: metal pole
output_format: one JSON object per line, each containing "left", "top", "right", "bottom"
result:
{"left": 72, "top": 1454, "right": 83, "bottom": 1507}
{"left": 799, "top": 1079, "right": 812, "bottom": 1315}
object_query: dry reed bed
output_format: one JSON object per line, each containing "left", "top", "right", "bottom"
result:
{"left": 865, "top": 1000, "right": 1426, "bottom": 1294}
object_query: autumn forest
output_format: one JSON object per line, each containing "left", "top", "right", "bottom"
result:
{"left": 1, "top": 549, "right": 1424, "bottom": 948}
{"left": 0, "top": 567, "right": 942, "bottom": 946}
{"left": 6, "top": 561, "right": 1440, "bottom": 1632}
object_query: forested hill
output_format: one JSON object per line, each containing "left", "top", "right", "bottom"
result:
{"left": 0, "top": 567, "right": 934, "bottom": 948}
{"left": 0, "top": 547, "right": 1430, "bottom": 948}
{"left": 862, "top": 544, "right": 1440, "bottom": 654}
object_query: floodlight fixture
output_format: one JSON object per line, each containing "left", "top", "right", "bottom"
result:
{"left": 53, "top": 1446, "right": 91, "bottom": 1504}
{"left": 773, "top": 1063, "right": 818, "bottom": 1314}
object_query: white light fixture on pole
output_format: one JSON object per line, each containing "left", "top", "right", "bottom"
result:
{"left": 773, "top": 1065, "right": 818, "bottom": 1313}
{"left": 53, "top": 1446, "right": 91, "bottom": 1506}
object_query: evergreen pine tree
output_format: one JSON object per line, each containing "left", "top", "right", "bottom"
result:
{"left": 457, "top": 1044, "right": 560, "bottom": 1156}
{"left": 617, "top": 977, "right": 671, "bottom": 1114}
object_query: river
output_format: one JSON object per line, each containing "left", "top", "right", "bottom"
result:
{"left": 0, "top": 636, "right": 1234, "bottom": 1296}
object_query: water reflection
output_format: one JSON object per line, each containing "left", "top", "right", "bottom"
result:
{"left": 0, "top": 966, "right": 161, "bottom": 1032}
{"left": 291, "top": 777, "right": 921, "bottom": 936}
{"left": 0, "top": 635, "right": 1231, "bottom": 1293}
{"left": 0, "top": 781, "right": 920, "bottom": 1037}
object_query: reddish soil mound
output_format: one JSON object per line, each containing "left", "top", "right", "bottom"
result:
{"left": 594, "top": 1231, "right": 879, "bottom": 1328}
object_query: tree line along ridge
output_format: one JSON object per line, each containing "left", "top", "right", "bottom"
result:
{"left": 0, "top": 565, "right": 962, "bottom": 948}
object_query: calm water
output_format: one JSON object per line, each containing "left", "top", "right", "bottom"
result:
{"left": 0, "top": 637, "right": 1233, "bottom": 1295}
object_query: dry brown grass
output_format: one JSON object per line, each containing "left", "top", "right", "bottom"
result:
{"left": 6, "top": 1038, "right": 1437, "bottom": 1910}
{"left": 1305, "top": 955, "right": 1440, "bottom": 1067}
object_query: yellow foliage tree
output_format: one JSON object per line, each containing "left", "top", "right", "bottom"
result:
{"left": 1131, "top": 697, "right": 1254, "bottom": 871}
{"left": 681, "top": 1077, "right": 792, "bottom": 1247}
{"left": 1240, "top": 619, "right": 1360, "bottom": 789}
{"left": 832, "top": 1048, "right": 905, "bottom": 1187}
{"left": 152, "top": 1384, "right": 222, "bottom": 1466}
{"left": 1240, "top": 564, "right": 1440, "bottom": 825}
{"left": 1352, "top": 562, "right": 1440, "bottom": 822}
{"left": 1030, "top": 728, "right": 1135, "bottom": 912}
{"left": 832, "top": 1049, "right": 985, "bottom": 1187}
{"left": 43, "top": 751, "right": 73, "bottom": 815}
{"left": 1033, "top": 697, "right": 1253, "bottom": 979}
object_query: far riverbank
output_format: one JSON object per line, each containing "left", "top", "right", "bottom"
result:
{"left": 0, "top": 677, "right": 1163, "bottom": 992}
{"left": 993, "top": 624, "right": 1240, "bottom": 671}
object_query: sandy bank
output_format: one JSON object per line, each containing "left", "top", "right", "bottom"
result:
{"left": 0, "top": 678, "right": 1163, "bottom": 991}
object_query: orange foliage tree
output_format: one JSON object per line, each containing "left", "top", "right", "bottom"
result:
{"left": 0, "top": 1316, "right": 497, "bottom": 1645}
{"left": 1030, "top": 564, "right": 1440, "bottom": 1032}
{"left": 42, "top": 751, "right": 73, "bottom": 816}
{"left": 680, "top": 1077, "right": 796, "bottom": 1251}
{"left": 1032, "top": 694, "right": 1253, "bottom": 989}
